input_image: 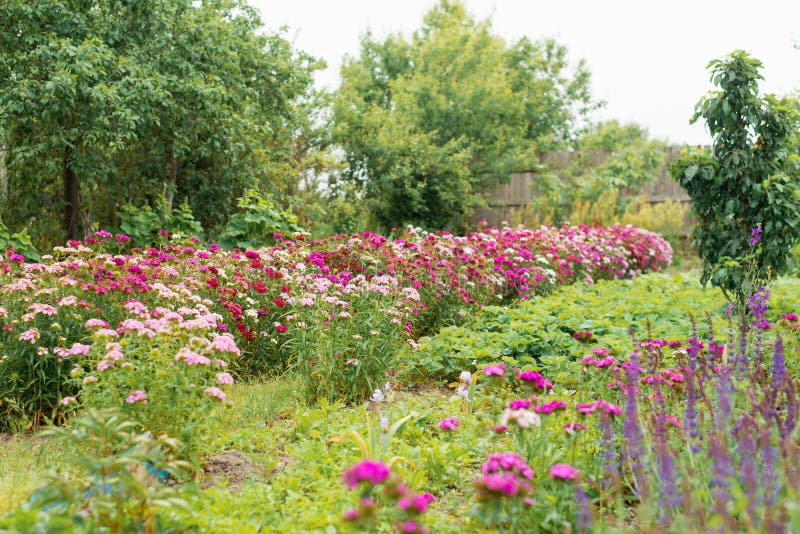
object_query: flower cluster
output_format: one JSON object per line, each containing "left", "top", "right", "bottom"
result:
{"left": 474, "top": 452, "right": 534, "bottom": 499}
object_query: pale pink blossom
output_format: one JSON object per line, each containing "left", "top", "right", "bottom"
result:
{"left": 19, "top": 328, "right": 40, "bottom": 344}
{"left": 85, "top": 318, "right": 109, "bottom": 329}
{"left": 125, "top": 390, "right": 148, "bottom": 404}
{"left": 204, "top": 387, "right": 227, "bottom": 403}
{"left": 217, "top": 372, "right": 234, "bottom": 385}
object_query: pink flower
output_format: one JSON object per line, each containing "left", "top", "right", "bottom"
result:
{"left": 60, "top": 396, "right": 77, "bottom": 406}
{"left": 68, "top": 343, "right": 91, "bottom": 356}
{"left": 550, "top": 463, "right": 578, "bottom": 480}
{"left": 782, "top": 313, "right": 799, "bottom": 322}
{"left": 483, "top": 363, "right": 506, "bottom": 376}
{"left": 396, "top": 520, "right": 430, "bottom": 533}
{"left": 19, "top": 327, "right": 40, "bottom": 344}
{"left": 82, "top": 376, "right": 97, "bottom": 385}
{"left": 97, "top": 360, "right": 114, "bottom": 371}
{"left": 342, "top": 460, "right": 391, "bottom": 489}
{"left": 573, "top": 330, "right": 594, "bottom": 343}
{"left": 125, "top": 390, "right": 148, "bottom": 404}
{"left": 204, "top": 387, "right": 227, "bottom": 403}
{"left": 398, "top": 492, "right": 435, "bottom": 514}
{"left": 564, "top": 422, "right": 587, "bottom": 433}
{"left": 533, "top": 400, "right": 568, "bottom": 414}
{"left": 85, "top": 318, "right": 109, "bottom": 329}
{"left": 217, "top": 372, "right": 234, "bottom": 385}
{"left": 437, "top": 417, "right": 459, "bottom": 431}
{"left": 342, "top": 509, "right": 360, "bottom": 521}
{"left": 209, "top": 333, "right": 240, "bottom": 355}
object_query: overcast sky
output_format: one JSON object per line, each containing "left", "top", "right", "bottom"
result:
{"left": 251, "top": 0, "right": 799, "bottom": 146}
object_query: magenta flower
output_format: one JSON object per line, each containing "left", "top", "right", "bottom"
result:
{"left": 550, "top": 463, "right": 579, "bottom": 480}
{"left": 396, "top": 521, "right": 430, "bottom": 534}
{"left": 398, "top": 492, "right": 435, "bottom": 513}
{"left": 508, "top": 399, "right": 532, "bottom": 410}
{"left": 342, "top": 460, "right": 391, "bottom": 489}
{"left": 782, "top": 313, "right": 799, "bottom": 322}
{"left": 437, "top": 417, "right": 459, "bottom": 431}
{"left": 534, "top": 400, "right": 568, "bottom": 414}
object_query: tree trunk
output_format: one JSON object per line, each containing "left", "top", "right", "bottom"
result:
{"left": 166, "top": 151, "right": 178, "bottom": 211}
{"left": 63, "top": 147, "right": 80, "bottom": 241}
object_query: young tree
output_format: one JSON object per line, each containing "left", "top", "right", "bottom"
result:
{"left": 332, "top": 0, "right": 596, "bottom": 232}
{"left": 671, "top": 51, "right": 800, "bottom": 306}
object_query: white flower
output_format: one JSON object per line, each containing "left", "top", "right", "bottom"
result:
{"left": 499, "top": 408, "right": 541, "bottom": 429}
{"left": 459, "top": 371, "right": 472, "bottom": 384}
{"left": 456, "top": 384, "right": 470, "bottom": 402}
{"left": 380, "top": 415, "right": 390, "bottom": 432}
{"left": 370, "top": 388, "right": 385, "bottom": 403}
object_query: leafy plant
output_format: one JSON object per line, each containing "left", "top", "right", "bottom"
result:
{"left": 118, "top": 197, "right": 204, "bottom": 248}
{"left": 670, "top": 50, "right": 800, "bottom": 307}
{"left": 218, "top": 189, "right": 305, "bottom": 250}
{"left": 0, "top": 218, "right": 40, "bottom": 262}
{"left": 0, "top": 408, "right": 191, "bottom": 533}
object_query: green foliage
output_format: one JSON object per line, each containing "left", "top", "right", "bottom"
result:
{"left": 118, "top": 198, "right": 204, "bottom": 248}
{"left": 620, "top": 195, "right": 690, "bottom": 249}
{"left": 670, "top": 51, "right": 800, "bottom": 304}
{"left": 0, "top": 0, "right": 319, "bottom": 245}
{"left": 333, "top": 0, "right": 595, "bottom": 232}
{"left": 0, "top": 306, "right": 91, "bottom": 433}
{"left": 289, "top": 292, "right": 406, "bottom": 404}
{"left": 514, "top": 121, "right": 668, "bottom": 227}
{"left": 74, "top": 328, "right": 235, "bottom": 462}
{"left": 217, "top": 190, "right": 305, "bottom": 250}
{"left": 0, "top": 409, "right": 190, "bottom": 533}
{"left": 0, "top": 219, "right": 40, "bottom": 262}
{"left": 405, "top": 273, "right": 800, "bottom": 384}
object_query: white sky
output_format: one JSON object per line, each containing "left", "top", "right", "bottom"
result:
{"left": 251, "top": 0, "right": 800, "bottom": 145}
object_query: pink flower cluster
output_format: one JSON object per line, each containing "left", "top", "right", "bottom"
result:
{"left": 342, "top": 460, "right": 391, "bottom": 489}
{"left": 516, "top": 370, "right": 553, "bottom": 390}
{"left": 437, "top": 417, "right": 459, "bottom": 431}
{"left": 575, "top": 399, "right": 623, "bottom": 416}
{"left": 475, "top": 452, "right": 534, "bottom": 499}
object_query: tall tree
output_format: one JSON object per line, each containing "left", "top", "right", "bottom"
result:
{"left": 332, "top": 0, "right": 596, "bottom": 232}
{"left": 0, "top": 0, "right": 319, "bottom": 244}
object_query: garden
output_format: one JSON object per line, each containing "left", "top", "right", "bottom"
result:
{"left": 2, "top": 1, "right": 800, "bottom": 533}
{"left": 0, "top": 215, "right": 798, "bottom": 532}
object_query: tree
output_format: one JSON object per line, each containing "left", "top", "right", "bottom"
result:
{"left": 0, "top": 0, "right": 319, "bottom": 244}
{"left": 332, "top": 0, "right": 595, "bottom": 232}
{"left": 671, "top": 51, "right": 800, "bottom": 305}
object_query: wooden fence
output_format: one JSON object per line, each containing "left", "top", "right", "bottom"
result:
{"left": 471, "top": 146, "right": 694, "bottom": 229}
